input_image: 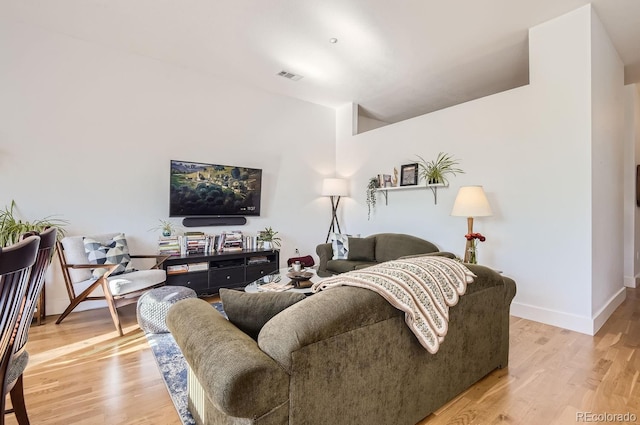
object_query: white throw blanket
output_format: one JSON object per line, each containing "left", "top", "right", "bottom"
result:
{"left": 312, "top": 256, "right": 476, "bottom": 353}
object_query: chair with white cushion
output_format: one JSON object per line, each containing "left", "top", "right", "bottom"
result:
{"left": 55, "top": 233, "right": 169, "bottom": 336}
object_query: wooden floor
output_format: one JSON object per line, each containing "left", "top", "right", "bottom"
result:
{"left": 5, "top": 288, "right": 640, "bottom": 425}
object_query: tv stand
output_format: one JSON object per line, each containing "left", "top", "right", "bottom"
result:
{"left": 163, "top": 249, "right": 279, "bottom": 295}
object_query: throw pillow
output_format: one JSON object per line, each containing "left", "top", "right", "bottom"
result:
{"left": 330, "top": 233, "right": 350, "bottom": 260}
{"left": 219, "top": 288, "right": 306, "bottom": 340}
{"left": 347, "top": 237, "right": 376, "bottom": 261}
{"left": 83, "top": 233, "right": 133, "bottom": 278}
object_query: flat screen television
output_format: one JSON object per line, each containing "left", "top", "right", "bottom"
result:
{"left": 170, "top": 160, "right": 262, "bottom": 217}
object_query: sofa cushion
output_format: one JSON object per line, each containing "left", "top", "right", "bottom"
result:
{"left": 83, "top": 233, "right": 133, "bottom": 278}
{"left": 347, "top": 237, "right": 376, "bottom": 261}
{"left": 219, "top": 288, "right": 306, "bottom": 340}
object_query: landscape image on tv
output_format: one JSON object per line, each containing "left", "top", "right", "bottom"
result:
{"left": 170, "top": 160, "right": 262, "bottom": 216}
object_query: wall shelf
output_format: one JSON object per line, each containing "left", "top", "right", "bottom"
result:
{"left": 375, "top": 183, "right": 447, "bottom": 205}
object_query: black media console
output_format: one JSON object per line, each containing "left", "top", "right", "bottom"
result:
{"left": 163, "top": 249, "right": 280, "bottom": 296}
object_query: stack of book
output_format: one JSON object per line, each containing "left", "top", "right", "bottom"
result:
{"left": 185, "top": 232, "right": 208, "bottom": 255}
{"left": 186, "top": 262, "right": 208, "bottom": 272}
{"left": 217, "top": 231, "right": 243, "bottom": 252}
{"left": 158, "top": 236, "right": 181, "bottom": 256}
{"left": 244, "top": 235, "right": 257, "bottom": 250}
{"left": 247, "top": 255, "right": 268, "bottom": 265}
{"left": 166, "top": 264, "right": 189, "bottom": 275}
{"left": 159, "top": 231, "right": 259, "bottom": 256}
{"left": 166, "top": 262, "right": 209, "bottom": 275}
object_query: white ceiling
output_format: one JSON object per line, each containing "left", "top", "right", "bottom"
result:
{"left": 3, "top": 0, "right": 640, "bottom": 124}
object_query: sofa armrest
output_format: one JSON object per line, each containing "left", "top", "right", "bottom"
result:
{"left": 316, "top": 243, "right": 334, "bottom": 277}
{"left": 166, "top": 298, "right": 289, "bottom": 419}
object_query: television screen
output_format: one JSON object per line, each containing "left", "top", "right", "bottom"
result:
{"left": 170, "top": 160, "right": 262, "bottom": 217}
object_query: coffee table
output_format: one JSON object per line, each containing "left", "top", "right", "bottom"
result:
{"left": 244, "top": 267, "right": 324, "bottom": 295}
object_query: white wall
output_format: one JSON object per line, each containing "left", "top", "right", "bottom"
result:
{"left": 336, "top": 5, "right": 625, "bottom": 334}
{"left": 623, "top": 86, "right": 637, "bottom": 288}
{"left": 0, "top": 18, "right": 336, "bottom": 314}
{"left": 589, "top": 10, "right": 626, "bottom": 331}
{"left": 624, "top": 84, "right": 640, "bottom": 289}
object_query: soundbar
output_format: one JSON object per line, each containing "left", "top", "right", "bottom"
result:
{"left": 182, "top": 216, "right": 247, "bottom": 227}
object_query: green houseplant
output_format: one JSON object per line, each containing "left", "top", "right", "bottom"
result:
{"left": 416, "top": 152, "right": 464, "bottom": 185}
{"left": 259, "top": 226, "right": 281, "bottom": 250}
{"left": 0, "top": 200, "right": 67, "bottom": 247}
{"left": 149, "top": 219, "right": 180, "bottom": 237}
{"left": 366, "top": 176, "right": 380, "bottom": 221}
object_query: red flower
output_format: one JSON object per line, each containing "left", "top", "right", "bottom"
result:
{"left": 465, "top": 232, "right": 486, "bottom": 242}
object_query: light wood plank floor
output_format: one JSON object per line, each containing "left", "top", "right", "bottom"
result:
{"left": 5, "top": 288, "right": 640, "bottom": 425}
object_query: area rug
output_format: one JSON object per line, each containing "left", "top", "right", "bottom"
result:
{"left": 146, "top": 302, "right": 226, "bottom": 425}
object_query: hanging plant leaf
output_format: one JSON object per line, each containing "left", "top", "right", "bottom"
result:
{"left": 365, "top": 177, "right": 379, "bottom": 220}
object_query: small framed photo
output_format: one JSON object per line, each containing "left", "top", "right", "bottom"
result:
{"left": 400, "top": 163, "right": 418, "bottom": 186}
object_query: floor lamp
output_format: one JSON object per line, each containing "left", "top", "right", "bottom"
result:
{"left": 322, "top": 178, "right": 349, "bottom": 243}
{"left": 451, "top": 186, "right": 493, "bottom": 262}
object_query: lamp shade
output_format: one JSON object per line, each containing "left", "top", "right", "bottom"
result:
{"left": 451, "top": 186, "right": 493, "bottom": 217}
{"left": 322, "top": 178, "right": 349, "bottom": 197}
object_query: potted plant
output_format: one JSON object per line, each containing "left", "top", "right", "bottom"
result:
{"left": 0, "top": 200, "right": 67, "bottom": 247}
{"left": 259, "top": 226, "right": 281, "bottom": 250}
{"left": 416, "top": 152, "right": 464, "bottom": 185}
{"left": 149, "top": 219, "right": 180, "bottom": 237}
{"left": 366, "top": 176, "right": 379, "bottom": 221}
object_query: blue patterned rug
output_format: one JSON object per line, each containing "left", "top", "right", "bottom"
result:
{"left": 146, "top": 302, "right": 226, "bottom": 425}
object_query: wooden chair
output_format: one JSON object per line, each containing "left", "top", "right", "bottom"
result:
{"left": 0, "top": 236, "right": 39, "bottom": 425}
{"left": 55, "top": 233, "right": 169, "bottom": 336}
{"left": 4, "top": 228, "right": 56, "bottom": 425}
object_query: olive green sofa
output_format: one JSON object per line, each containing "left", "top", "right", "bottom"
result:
{"left": 316, "top": 233, "right": 455, "bottom": 277}
{"left": 166, "top": 264, "right": 516, "bottom": 425}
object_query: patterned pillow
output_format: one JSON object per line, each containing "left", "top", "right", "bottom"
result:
{"left": 84, "top": 233, "right": 133, "bottom": 278}
{"left": 330, "top": 233, "right": 350, "bottom": 260}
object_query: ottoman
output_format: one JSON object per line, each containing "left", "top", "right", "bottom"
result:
{"left": 136, "top": 286, "right": 197, "bottom": 334}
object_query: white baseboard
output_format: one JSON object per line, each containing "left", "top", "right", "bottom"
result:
{"left": 511, "top": 286, "right": 626, "bottom": 336}
{"left": 624, "top": 275, "right": 638, "bottom": 288}
{"left": 511, "top": 302, "right": 593, "bottom": 335}
{"left": 592, "top": 287, "right": 626, "bottom": 334}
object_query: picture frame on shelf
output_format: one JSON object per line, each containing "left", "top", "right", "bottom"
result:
{"left": 383, "top": 174, "right": 393, "bottom": 187}
{"left": 400, "top": 163, "right": 418, "bottom": 186}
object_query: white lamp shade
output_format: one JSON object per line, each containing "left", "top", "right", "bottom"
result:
{"left": 451, "top": 186, "right": 493, "bottom": 217}
{"left": 322, "top": 178, "right": 349, "bottom": 197}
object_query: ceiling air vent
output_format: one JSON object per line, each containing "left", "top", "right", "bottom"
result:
{"left": 277, "top": 70, "right": 304, "bottom": 81}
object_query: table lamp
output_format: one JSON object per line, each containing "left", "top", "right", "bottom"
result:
{"left": 322, "top": 178, "right": 349, "bottom": 242}
{"left": 451, "top": 186, "right": 493, "bottom": 262}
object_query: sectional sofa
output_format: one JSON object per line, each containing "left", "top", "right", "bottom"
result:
{"left": 167, "top": 262, "right": 516, "bottom": 425}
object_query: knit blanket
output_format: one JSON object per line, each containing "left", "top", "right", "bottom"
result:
{"left": 311, "top": 256, "right": 476, "bottom": 353}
